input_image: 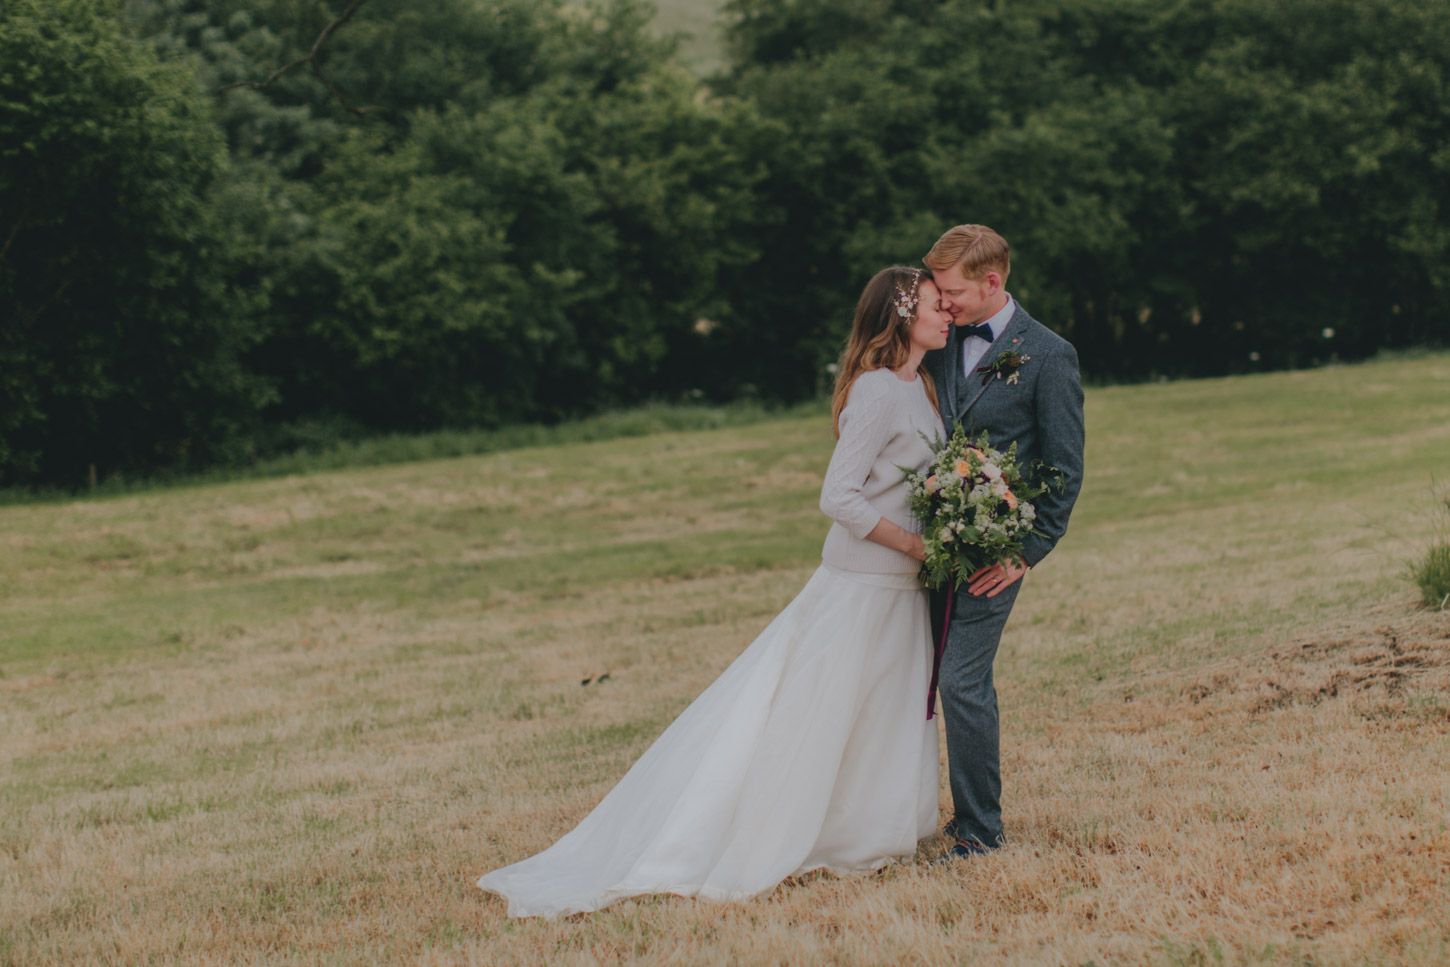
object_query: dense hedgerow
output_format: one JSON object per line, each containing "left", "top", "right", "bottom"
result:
{"left": 5, "top": 0, "right": 1450, "bottom": 486}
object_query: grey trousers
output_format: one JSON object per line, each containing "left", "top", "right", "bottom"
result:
{"left": 935, "top": 579, "right": 1022, "bottom": 848}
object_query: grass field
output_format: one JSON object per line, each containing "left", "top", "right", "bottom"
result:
{"left": 651, "top": 0, "right": 726, "bottom": 74}
{"left": 3, "top": 353, "right": 1449, "bottom": 965}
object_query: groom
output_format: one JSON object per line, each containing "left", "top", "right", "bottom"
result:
{"left": 920, "top": 224, "right": 1085, "bottom": 860}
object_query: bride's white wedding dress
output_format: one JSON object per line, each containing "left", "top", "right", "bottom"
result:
{"left": 477, "top": 368, "right": 943, "bottom": 918}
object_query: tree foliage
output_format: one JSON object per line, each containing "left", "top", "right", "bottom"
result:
{"left": 2, "top": 0, "right": 1449, "bottom": 486}
{"left": 0, "top": 0, "right": 272, "bottom": 483}
{"left": 719, "top": 0, "right": 1450, "bottom": 380}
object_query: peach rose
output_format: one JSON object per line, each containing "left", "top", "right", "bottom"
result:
{"left": 1003, "top": 489, "right": 1018, "bottom": 510}
{"left": 955, "top": 449, "right": 985, "bottom": 476}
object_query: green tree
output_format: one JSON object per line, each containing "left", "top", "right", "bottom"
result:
{"left": 724, "top": 0, "right": 1450, "bottom": 382}
{"left": 0, "top": 0, "right": 273, "bottom": 486}
{"left": 172, "top": 0, "right": 769, "bottom": 427}
{"left": 1146, "top": 0, "right": 1450, "bottom": 370}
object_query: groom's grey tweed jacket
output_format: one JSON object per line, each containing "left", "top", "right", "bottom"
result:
{"left": 922, "top": 301, "right": 1085, "bottom": 566}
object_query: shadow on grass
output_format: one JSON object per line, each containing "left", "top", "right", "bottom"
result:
{"left": 0, "top": 400, "right": 827, "bottom": 508}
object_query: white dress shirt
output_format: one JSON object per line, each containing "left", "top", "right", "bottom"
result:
{"left": 960, "top": 294, "right": 1017, "bottom": 376}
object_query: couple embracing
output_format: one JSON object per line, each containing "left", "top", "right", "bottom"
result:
{"left": 478, "top": 224, "right": 1085, "bottom": 919}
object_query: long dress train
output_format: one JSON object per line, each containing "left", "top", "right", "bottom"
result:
{"left": 476, "top": 564, "right": 939, "bottom": 918}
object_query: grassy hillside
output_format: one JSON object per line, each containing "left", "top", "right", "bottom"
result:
{"left": 2, "top": 353, "right": 1448, "bottom": 965}
{"left": 651, "top": 0, "right": 726, "bottom": 74}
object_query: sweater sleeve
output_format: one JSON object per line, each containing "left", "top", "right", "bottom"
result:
{"left": 819, "top": 374, "right": 894, "bottom": 540}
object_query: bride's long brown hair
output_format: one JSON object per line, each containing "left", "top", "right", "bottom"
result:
{"left": 830, "top": 266, "right": 939, "bottom": 438}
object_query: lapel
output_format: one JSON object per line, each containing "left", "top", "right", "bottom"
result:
{"left": 939, "top": 325, "right": 962, "bottom": 428}
{"left": 956, "top": 305, "right": 1033, "bottom": 425}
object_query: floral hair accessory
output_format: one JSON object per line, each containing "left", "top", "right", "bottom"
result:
{"left": 891, "top": 269, "right": 923, "bottom": 323}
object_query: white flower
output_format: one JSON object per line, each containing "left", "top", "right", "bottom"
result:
{"left": 938, "top": 527, "right": 954, "bottom": 543}
{"left": 982, "top": 464, "right": 1002, "bottom": 482}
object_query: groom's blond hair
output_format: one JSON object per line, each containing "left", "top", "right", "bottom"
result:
{"left": 923, "top": 224, "right": 1010, "bottom": 282}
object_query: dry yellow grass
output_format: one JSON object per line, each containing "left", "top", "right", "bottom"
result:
{"left": 2, "top": 354, "right": 1449, "bottom": 965}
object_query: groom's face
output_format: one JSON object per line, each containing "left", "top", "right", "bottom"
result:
{"left": 935, "top": 264, "right": 1001, "bottom": 327}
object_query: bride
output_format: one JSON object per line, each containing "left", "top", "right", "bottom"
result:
{"left": 477, "top": 266, "right": 952, "bottom": 918}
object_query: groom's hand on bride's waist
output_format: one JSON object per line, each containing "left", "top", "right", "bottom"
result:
{"left": 966, "top": 560, "right": 1028, "bottom": 597}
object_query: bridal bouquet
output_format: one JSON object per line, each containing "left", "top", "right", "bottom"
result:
{"left": 904, "top": 425, "right": 1060, "bottom": 590}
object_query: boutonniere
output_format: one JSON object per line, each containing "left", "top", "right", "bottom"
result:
{"left": 977, "top": 345, "right": 1032, "bottom": 386}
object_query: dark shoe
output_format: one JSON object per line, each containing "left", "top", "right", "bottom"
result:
{"left": 942, "top": 819, "right": 1005, "bottom": 846}
{"left": 931, "top": 839, "right": 992, "bottom": 865}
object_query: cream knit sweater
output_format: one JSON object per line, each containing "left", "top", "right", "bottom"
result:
{"left": 819, "top": 367, "right": 944, "bottom": 575}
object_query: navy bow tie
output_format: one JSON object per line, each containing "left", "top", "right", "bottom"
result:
{"left": 960, "top": 323, "right": 994, "bottom": 342}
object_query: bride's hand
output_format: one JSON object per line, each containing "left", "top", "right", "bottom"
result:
{"left": 863, "top": 519, "right": 927, "bottom": 561}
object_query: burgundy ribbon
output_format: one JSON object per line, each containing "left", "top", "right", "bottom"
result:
{"left": 927, "top": 580, "right": 955, "bottom": 720}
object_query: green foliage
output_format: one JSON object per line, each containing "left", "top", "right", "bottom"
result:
{"left": 1413, "top": 543, "right": 1450, "bottom": 610}
{"left": 905, "top": 426, "right": 1054, "bottom": 589}
{"left": 1051, "top": 0, "right": 1450, "bottom": 373}
{"left": 1411, "top": 488, "right": 1450, "bottom": 609}
{"left": 130, "top": 0, "right": 766, "bottom": 428}
{"left": 719, "top": 0, "right": 1450, "bottom": 380}
{"left": 259, "top": 121, "right": 529, "bottom": 428}
{"left": 6, "top": 0, "right": 1450, "bottom": 485}
{"left": 0, "top": 0, "right": 273, "bottom": 486}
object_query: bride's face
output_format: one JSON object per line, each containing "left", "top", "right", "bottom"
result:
{"left": 907, "top": 280, "right": 951, "bottom": 352}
